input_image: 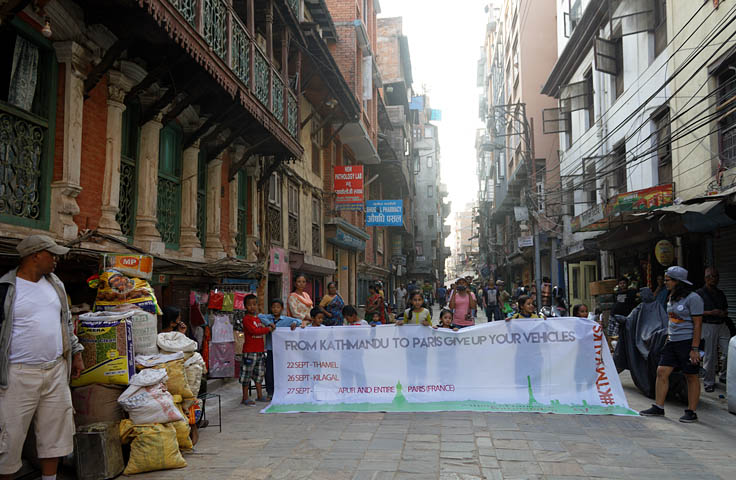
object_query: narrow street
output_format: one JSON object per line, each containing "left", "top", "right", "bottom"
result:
{"left": 136, "top": 370, "right": 736, "bottom": 480}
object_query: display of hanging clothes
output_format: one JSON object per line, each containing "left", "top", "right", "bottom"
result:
{"left": 211, "top": 314, "right": 235, "bottom": 343}
{"left": 208, "top": 291, "right": 224, "bottom": 310}
{"left": 190, "top": 303, "right": 205, "bottom": 327}
{"left": 221, "top": 292, "right": 234, "bottom": 312}
{"left": 233, "top": 292, "right": 246, "bottom": 310}
{"left": 208, "top": 342, "right": 235, "bottom": 378}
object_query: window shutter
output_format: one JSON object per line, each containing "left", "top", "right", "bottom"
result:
{"left": 594, "top": 37, "right": 618, "bottom": 75}
{"left": 559, "top": 80, "right": 591, "bottom": 113}
{"left": 542, "top": 107, "right": 570, "bottom": 134}
{"left": 609, "top": 0, "right": 655, "bottom": 37}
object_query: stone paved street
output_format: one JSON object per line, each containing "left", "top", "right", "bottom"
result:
{"left": 136, "top": 367, "right": 736, "bottom": 480}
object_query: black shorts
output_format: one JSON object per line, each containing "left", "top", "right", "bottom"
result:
{"left": 659, "top": 339, "right": 700, "bottom": 374}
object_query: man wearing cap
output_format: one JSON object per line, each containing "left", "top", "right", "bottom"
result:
{"left": 0, "top": 235, "right": 84, "bottom": 480}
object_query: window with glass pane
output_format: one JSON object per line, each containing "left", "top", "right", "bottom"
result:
{"left": 157, "top": 123, "right": 182, "bottom": 249}
{"left": 196, "top": 148, "right": 207, "bottom": 247}
{"left": 312, "top": 196, "right": 321, "bottom": 255}
{"left": 236, "top": 171, "right": 247, "bottom": 258}
{"left": 0, "top": 27, "right": 56, "bottom": 228}
{"left": 718, "top": 59, "right": 736, "bottom": 168}
{"left": 288, "top": 182, "right": 299, "bottom": 248}
{"left": 427, "top": 185, "right": 433, "bottom": 197}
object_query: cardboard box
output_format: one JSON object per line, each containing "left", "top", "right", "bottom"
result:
{"left": 589, "top": 279, "right": 618, "bottom": 296}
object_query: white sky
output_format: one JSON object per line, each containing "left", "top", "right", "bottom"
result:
{"left": 379, "top": 0, "right": 487, "bottom": 226}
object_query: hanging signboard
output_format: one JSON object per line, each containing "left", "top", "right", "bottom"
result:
{"left": 366, "top": 200, "right": 403, "bottom": 227}
{"left": 334, "top": 166, "right": 364, "bottom": 211}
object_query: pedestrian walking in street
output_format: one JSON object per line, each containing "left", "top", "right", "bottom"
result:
{"left": 572, "top": 304, "right": 589, "bottom": 318}
{"left": 365, "top": 285, "right": 385, "bottom": 324}
{"left": 318, "top": 282, "right": 345, "bottom": 326}
{"left": 449, "top": 277, "right": 477, "bottom": 328}
{"left": 436, "top": 284, "right": 447, "bottom": 309}
{"left": 394, "top": 283, "right": 407, "bottom": 315}
{"left": 240, "top": 294, "right": 274, "bottom": 406}
{"left": 287, "top": 273, "right": 313, "bottom": 323}
{"left": 640, "top": 266, "right": 703, "bottom": 423}
{"left": 259, "top": 299, "right": 300, "bottom": 400}
{"left": 397, "top": 291, "right": 432, "bottom": 326}
{"left": 484, "top": 280, "right": 503, "bottom": 321}
{"left": 0, "top": 234, "right": 85, "bottom": 480}
{"left": 697, "top": 267, "right": 731, "bottom": 392}
{"left": 507, "top": 295, "right": 542, "bottom": 320}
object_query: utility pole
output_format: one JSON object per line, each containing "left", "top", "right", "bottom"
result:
{"left": 528, "top": 117, "right": 542, "bottom": 310}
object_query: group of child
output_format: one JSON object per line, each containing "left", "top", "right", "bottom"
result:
{"left": 238, "top": 291, "right": 467, "bottom": 405}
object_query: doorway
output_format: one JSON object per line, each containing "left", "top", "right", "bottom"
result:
{"left": 268, "top": 274, "right": 282, "bottom": 303}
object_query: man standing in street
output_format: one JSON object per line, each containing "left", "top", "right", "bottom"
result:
{"left": 612, "top": 277, "right": 638, "bottom": 317}
{"left": 697, "top": 267, "right": 731, "bottom": 392}
{"left": 394, "top": 283, "right": 407, "bottom": 315}
{"left": 0, "top": 235, "right": 85, "bottom": 480}
{"left": 483, "top": 280, "right": 500, "bottom": 321}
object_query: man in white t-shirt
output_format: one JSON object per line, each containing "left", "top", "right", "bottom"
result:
{"left": 0, "top": 235, "right": 85, "bottom": 480}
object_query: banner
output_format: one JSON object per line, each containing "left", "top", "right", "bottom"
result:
{"left": 334, "top": 166, "right": 364, "bottom": 211}
{"left": 366, "top": 200, "right": 403, "bottom": 227}
{"left": 264, "top": 319, "right": 636, "bottom": 415}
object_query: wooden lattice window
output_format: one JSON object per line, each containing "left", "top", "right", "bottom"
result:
{"left": 268, "top": 173, "right": 282, "bottom": 244}
{"left": 157, "top": 123, "right": 182, "bottom": 249}
{"left": 288, "top": 181, "right": 299, "bottom": 249}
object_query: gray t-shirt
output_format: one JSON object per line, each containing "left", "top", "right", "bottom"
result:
{"left": 667, "top": 292, "right": 704, "bottom": 341}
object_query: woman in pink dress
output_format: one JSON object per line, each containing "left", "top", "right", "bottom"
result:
{"left": 449, "top": 277, "right": 477, "bottom": 328}
{"left": 287, "top": 273, "right": 313, "bottom": 324}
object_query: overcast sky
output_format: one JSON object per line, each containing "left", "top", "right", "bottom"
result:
{"left": 379, "top": 0, "right": 487, "bottom": 228}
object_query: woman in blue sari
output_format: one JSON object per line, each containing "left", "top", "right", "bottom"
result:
{"left": 319, "top": 282, "right": 345, "bottom": 325}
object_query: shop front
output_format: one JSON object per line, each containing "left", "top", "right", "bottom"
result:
{"left": 269, "top": 246, "right": 290, "bottom": 304}
{"left": 325, "top": 218, "right": 370, "bottom": 306}
{"left": 289, "top": 252, "right": 337, "bottom": 305}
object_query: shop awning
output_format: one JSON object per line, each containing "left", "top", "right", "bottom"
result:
{"left": 289, "top": 253, "right": 336, "bottom": 275}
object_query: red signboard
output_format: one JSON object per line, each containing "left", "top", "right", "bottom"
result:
{"left": 334, "top": 165, "right": 364, "bottom": 210}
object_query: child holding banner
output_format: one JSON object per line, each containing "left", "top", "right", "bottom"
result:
{"left": 309, "top": 307, "right": 326, "bottom": 327}
{"left": 241, "top": 294, "right": 275, "bottom": 405}
{"left": 343, "top": 305, "right": 371, "bottom": 326}
{"left": 434, "top": 309, "right": 459, "bottom": 331}
{"left": 397, "top": 292, "right": 432, "bottom": 326}
{"left": 507, "top": 295, "right": 542, "bottom": 320}
{"left": 259, "top": 299, "right": 301, "bottom": 400}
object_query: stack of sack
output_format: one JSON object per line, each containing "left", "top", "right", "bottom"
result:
{"left": 114, "top": 332, "right": 207, "bottom": 475}
{"left": 117, "top": 369, "right": 188, "bottom": 475}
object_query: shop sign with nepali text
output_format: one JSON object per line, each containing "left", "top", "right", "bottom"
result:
{"left": 334, "top": 166, "right": 364, "bottom": 211}
{"left": 366, "top": 200, "right": 403, "bottom": 227}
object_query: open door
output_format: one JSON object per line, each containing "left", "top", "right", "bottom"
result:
{"left": 581, "top": 261, "right": 599, "bottom": 311}
{"left": 568, "top": 263, "right": 582, "bottom": 307}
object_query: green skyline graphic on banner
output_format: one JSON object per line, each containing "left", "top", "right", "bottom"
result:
{"left": 264, "top": 376, "right": 639, "bottom": 415}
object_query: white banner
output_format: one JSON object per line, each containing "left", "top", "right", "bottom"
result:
{"left": 263, "top": 318, "right": 636, "bottom": 415}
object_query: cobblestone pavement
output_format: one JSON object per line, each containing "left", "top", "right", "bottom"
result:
{"left": 134, "top": 366, "right": 736, "bottom": 480}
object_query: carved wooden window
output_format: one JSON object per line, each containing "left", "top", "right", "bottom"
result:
{"left": 118, "top": 100, "right": 141, "bottom": 240}
{"left": 288, "top": 181, "right": 299, "bottom": 249}
{"left": 157, "top": 123, "right": 182, "bottom": 249}
{"left": 268, "top": 173, "right": 282, "bottom": 244}
{"left": 236, "top": 171, "right": 247, "bottom": 258}
{"left": 312, "top": 196, "right": 321, "bottom": 256}
{"left": 0, "top": 27, "right": 56, "bottom": 229}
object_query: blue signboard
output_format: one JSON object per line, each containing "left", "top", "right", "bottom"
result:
{"left": 328, "top": 228, "right": 366, "bottom": 251}
{"left": 409, "top": 95, "right": 425, "bottom": 111}
{"left": 366, "top": 200, "right": 403, "bottom": 227}
{"left": 430, "top": 109, "right": 442, "bottom": 121}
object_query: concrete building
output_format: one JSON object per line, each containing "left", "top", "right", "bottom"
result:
{"left": 409, "top": 93, "right": 451, "bottom": 287}
{"left": 541, "top": 0, "right": 673, "bottom": 308}
{"left": 476, "top": 0, "right": 559, "bottom": 292}
{"left": 450, "top": 203, "right": 479, "bottom": 279}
